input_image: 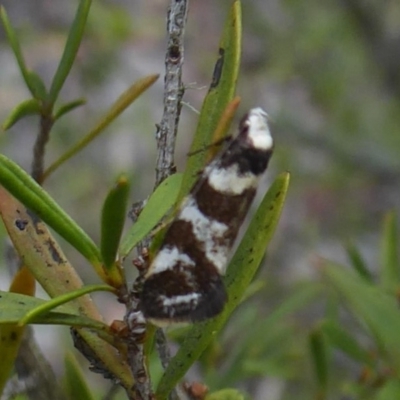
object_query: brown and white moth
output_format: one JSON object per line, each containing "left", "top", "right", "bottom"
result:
{"left": 140, "top": 108, "right": 274, "bottom": 325}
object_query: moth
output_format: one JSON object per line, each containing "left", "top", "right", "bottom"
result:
{"left": 140, "top": 108, "right": 274, "bottom": 325}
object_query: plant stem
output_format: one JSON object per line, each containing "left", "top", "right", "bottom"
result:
{"left": 31, "top": 114, "right": 54, "bottom": 183}
{"left": 155, "top": 0, "right": 189, "bottom": 187}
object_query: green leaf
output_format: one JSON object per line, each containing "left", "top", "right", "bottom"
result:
{"left": 380, "top": 211, "right": 399, "bottom": 293}
{"left": 18, "top": 284, "right": 114, "bottom": 326}
{"left": 64, "top": 352, "right": 96, "bottom": 400}
{"left": 2, "top": 98, "right": 42, "bottom": 130}
{"left": 309, "top": 328, "right": 329, "bottom": 394}
{"left": 43, "top": 74, "right": 159, "bottom": 180}
{"left": 26, "top": 71, "right": 48, "bottom": 101}
{"left": 0, "top": 6, "right": 42, "bottom": 99}
{"left": 178, "top": 0, "right": 242, "bottom": 199}
{"left": 0, "top": 290, "right": 108, "bottom": 331}
{"left": 47, "top": 0, "right": 92, "bottom": 105}
{"left": 0, "top": 189, "right": 104, "bottom": 300}
{"left": 200, "top": 96, "right": 241, "bottom": 164}
{"left": 210, "top": 284, "right": 321, "bottom": 389}
{"left": 54, "top": 98, "right": 86, "bottom": 121}
{"left": 0, "top": 155, "right": 102, "bottom": 269}
{"left": 324, "top": 289, "right": 340, "bottom": 323}
{"left": 262, "top": 282, "right": 322, "bottom": 327}
{"left": 320, "top": 320, "right": 374, "bottom": 366}
{"left": 0, "top": 192, "right": 135, "bottom": 394}
{"left": 240, "top": 279, "right": 266, "bottom": 302}
{"left": 120, "top": 173, "right": 183, "bottom": 259}
{"left": 101, "top": 175, "right": 130, "bottom": 269}
{"left": 156, "top": 172, "right": 290, "bottom": 398}
{"left": 376, "top": 380, "right": 400, "bottom": 400}
{"left": 208, "top": 285, "right": 318, "bottom": 389}
{"left": 322, "top": 261, "right": 400, "bottom": 374}
{"left": 345, "top": 241, "right": 373, "bottom": 283}
{"left": 205, "top": 389, "right": 245, "bottom": 400}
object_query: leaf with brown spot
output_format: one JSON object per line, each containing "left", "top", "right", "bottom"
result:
{"left": 0, "top": 189, "right": 135, "bottom": 394}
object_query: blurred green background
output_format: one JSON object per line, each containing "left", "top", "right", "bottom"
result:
{"left": 0, "top": 1, "right": 399, "bottom": 399}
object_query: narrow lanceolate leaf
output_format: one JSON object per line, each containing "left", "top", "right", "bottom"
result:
{"left": 43, "top": 74, "right": 159, "bottom": 180}
{"left": 345, "top": 241, "right": 373, "bottom": 283}
{"left": 0, "top": 6, "right": 41, "bottom": 99}
{"left": 0, "top": 190, "right": 135, "bottom": 394}
{"left": 262, "top": 283, "right": 322, "bottom": 328}
{"left": 26, "top": 71, "right": 48, "bottom": 101}
{"left": 206, "top": 284, "right": 321, "bottom": 390}
{"left": 0, "top": 290, "right": 108, "bottom": 331}
{"left": 156, "top": 172, "right": 290, "bottom": 398}
{"left": 380, "top": 211, "right": 399, "bottom": 293}
{"left": 0, "top": 188, "right": 100, "bottom": 301}
{"left": 179, "top": 0, "right": 242, "bottom": 198}
{"left": 2, "top": 98, "right": 42, "bottom": 130}
{"left": 320, "top": 320, "right": 374, "bottom": 366}
{"left": 64, "top": 352, "right": 96, "bottom": 400}
{"left": 322, "top": 261, "right": 400, "bottom": 374}
{"left": 47, "top": 0, "right": 92, "bottom": 105}
{"left": 0, "top": 267, "right": 35, "bottom": 394}
{"left": 205, "top": 389, "right": 245, "bottom": 400}
{"left": 205, "top": 96, "right": 241, "bottom": 163}
{"left": 120, "top": 173, "right": 183, "bottom": 259}
{"left": 309, "top": 328, "right": 329, "bottom": 394}
{"left": 18, "top": 284, "right": 115, "bottom": 327}
{"left": 100, "top": 175, "right": 129, "bottom": 283}
{"left": 0, "top": 156, "right": 103, "bottom": 272}
{"left": 54, "top": 98, "right": 86, "bottom": 121}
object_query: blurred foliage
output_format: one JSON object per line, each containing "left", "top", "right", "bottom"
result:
{"left": 0, "top": 1, "right": 400, "bottom": 400}
{"left": 238, "top": 0, "right": 400, "bottom": 239}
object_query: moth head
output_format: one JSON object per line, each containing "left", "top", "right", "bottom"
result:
{"left": 240, "top": 107, "right": 273, "bottom": 151}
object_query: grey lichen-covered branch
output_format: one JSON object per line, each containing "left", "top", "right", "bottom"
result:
{"left": 126, "top": 1, "right": 189, "bottom": 399}
{"left": 155, "top": 0, "right": 189, "bottom": 187}
{"left": 152, "top": 1, "right": 189, "bottom": 398}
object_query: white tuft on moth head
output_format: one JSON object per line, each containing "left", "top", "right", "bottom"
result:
{"left": 245, "top": 107, "right": 273, "bottom": 150}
